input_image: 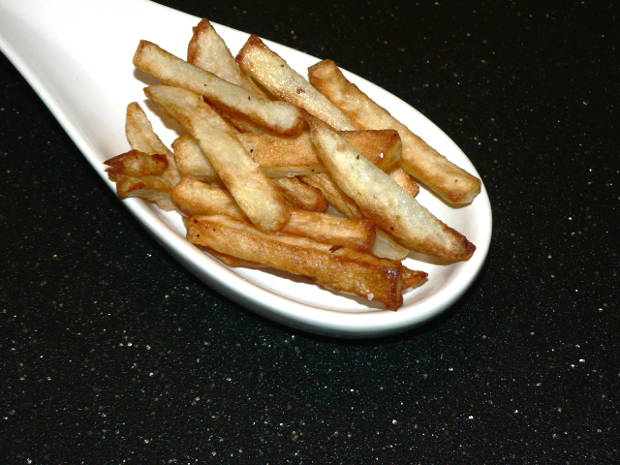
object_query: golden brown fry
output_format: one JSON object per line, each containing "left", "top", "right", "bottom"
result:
{"left": 133, "top": 40, "right": 304, "bottom": 135}
{"left": 172, "top": 130, "right": 395, "bottom": 189}
{"left": 172, "top": 134, "right": 218, "bottom": 182}
{"left": 273, "top": 177, "right": 327, "bottom": 212}
{"left": 389, "top": 167, "right": 419, "bottom": 197}
{"left": 173, "top": 178, "right": 373, "bottom": 251}
{"left": 187, "top": 215, "right": 417, "bottom": 309}
{"left": 105, "top": 149, "right": 168, "bottom": 179}
{"left": 187, "top": 19, "right": 267, "bottom": 134}
{"left": 237, "top": 129, "right": 401, "bottom": 177}
{"left": 187, "top": 19, "right": 267, "bottom": 97}
{"left": 113, "top": 176, "right": 175, "bottom": 210}
{"left": 309, "top": 116, "right": 475, "bottom": 261}
{"left": 145, "top": 85, "right": 290, "bottom": 232}
{"left": 104, "top": 150, "right": 176, "bottom": 210}
{"left": 236, "top": 35, "right": 355, "bottom": 130}
{"left": 125, "top": 102, "right": 180, "bottom": 185}
{"left": 308, "top": 59, "right": 481, "bottom": 205}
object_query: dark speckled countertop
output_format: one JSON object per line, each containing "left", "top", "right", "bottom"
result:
{"left": 1, "top": 1, "right": 618, "bottom": 463}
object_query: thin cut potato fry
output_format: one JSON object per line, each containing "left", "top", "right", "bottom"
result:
{"left": 133, "top": 40, "right": 304, "bottom": 135}
{"left": 309, "top": 116, "right": 475, "bottom": 261}
{"left": 104, "top": 149, "right": 176, "bottom": 211}
{"left": 172, "top": 177, "right": 374, "bottom": 251}
{"left": 238, "top": 129, "right": 401, "bottom": 177}
{"left": 171, "top": 127, "right": 401, "bottom": 181}
{"left": 187, "top": 19, "right": 267, "bottom": 134}
{"left": 273, "top": 177, "right": 327, "bottom": 212}
{"left": 125, "top": 102, "right": 180, "bottom": 185}
{"left": 187, "top": 19, "right": 267, "bottom": 97}
{"left": 172, "top": 134, "right": 218, "bottom": 182}
{"left": 308, "top": 59, "right": 481, "bottom": 205}
{"left": 302, "top": 173, "right": 410, "bottom": 260}
{"left": 390, "top": 167, "right": 419, "bottom": 197}
{"left": 187, "top": 215, "right": 422, "bottom": 309}
{"left": 236, "top": 35, "right": 355, "bottom": 130}
{"left": 105, "top": 149, "right": 168, "bottom": 179}
{"left": 145, "top": 85, "right": 290, "bottom": 232}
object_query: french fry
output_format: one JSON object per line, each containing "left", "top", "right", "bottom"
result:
{"left": 236, "top": 35, "right": 355, "bottom": 130}
{"left": 172, "top": 177, "right": 374, "bottom": 251}
{"left": 308, "top": 59, "right": 481, "bottom": 205}
{"left": 145, "top": 85, "right": 290, "bottom": 232}
{"left": 133, "top": 40, "right": 304, "bottom": 135}
{"left": 125, "top": 102, "right": 180, "bottom": 185}
{"left": 104, "top": 150, "right": 176, "bottom": 210}
{"left": 237, "top": 128, "right": 401, "bottom": 177}
{"left": 105, "top": 149, "right": 168, "bottom": 179}
{"left": 273, "top": 177, "right": 327, "bottom": 212}
{"left": 187, "top": 19, "right": 267, "bottom": 97}
{"left": 187, "top": 215, "right": 422, "bottom": 309}
{"left": 171, "top": 126, "right": 401, "bottom": 181}
{"left": 187, "top": 19, "right": 267, "bottom": 134}
{"left": 308, "top": 116, "right": 475, "bottom": 261}
{"left": 172, "top": 134, "right": 218, "bottom": 182}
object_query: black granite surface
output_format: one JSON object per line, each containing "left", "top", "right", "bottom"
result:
{"left": 1, "top": 0, "right": 618, "bottom": 463}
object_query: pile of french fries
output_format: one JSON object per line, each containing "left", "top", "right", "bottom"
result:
{"left": 104, "top": 19, "right": 481, "bottom": 310}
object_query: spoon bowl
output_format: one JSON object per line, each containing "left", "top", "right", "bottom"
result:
{"left": 0, "top": 0, "right": 492, "bottom": 338}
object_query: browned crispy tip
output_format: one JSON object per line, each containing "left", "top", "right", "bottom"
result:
{"left": 104, "top": 149, "right": 168, "bottom": 178}
{"left": 187, "top": 18, "right": 212, "bottom": 63}
{"left": 401, "top": 268, "right": 428, "bottom": 290}
{"left": 235, "top": 34, "right": 265, "bottom": 61}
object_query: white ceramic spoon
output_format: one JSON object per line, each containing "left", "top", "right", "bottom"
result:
{"left": 0, "top": 0, "right": 492, "bottom": 338}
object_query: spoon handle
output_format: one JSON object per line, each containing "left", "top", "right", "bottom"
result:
{"left": 0, "top": 0, "right": 196, "bottom": 174}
